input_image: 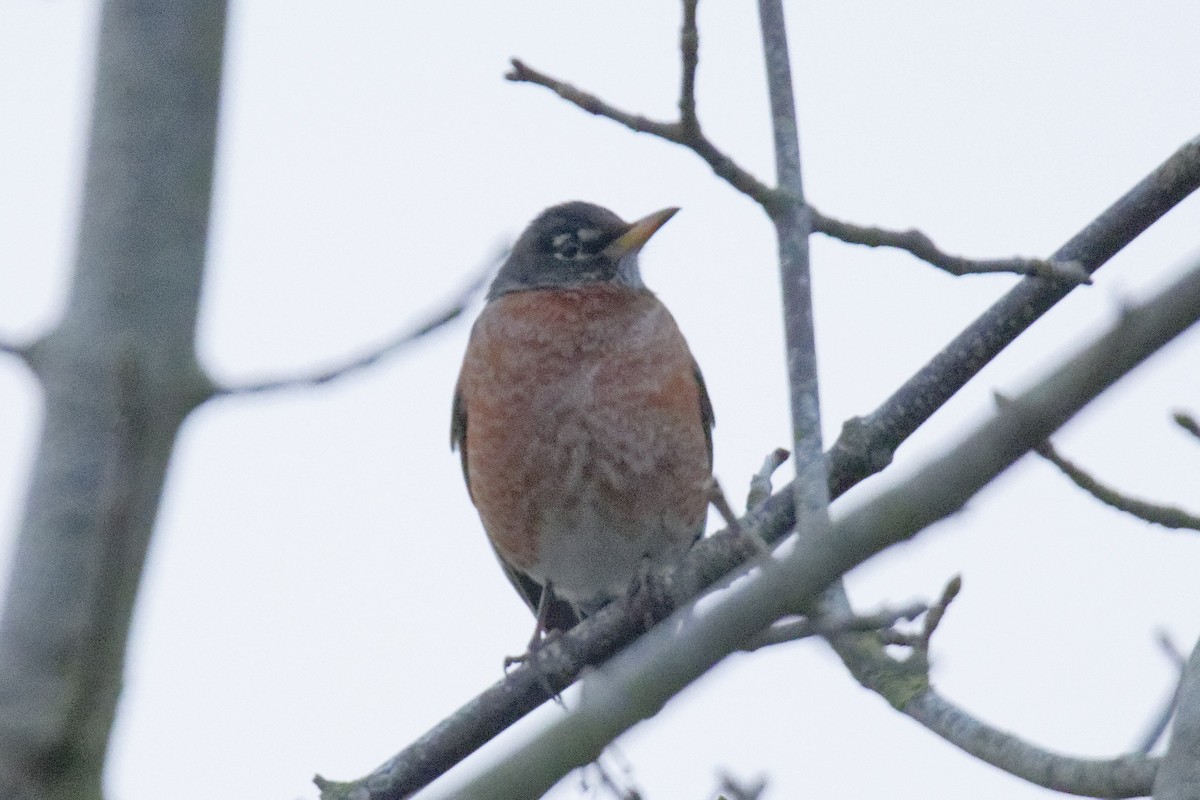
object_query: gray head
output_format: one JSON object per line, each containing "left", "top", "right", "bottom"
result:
{"left": 487, "top": 201, "right": 679, "bottom": 300}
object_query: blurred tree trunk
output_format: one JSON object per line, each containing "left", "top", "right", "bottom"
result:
{"left": 0, "top": 2, "right": 225, "bottom": 798}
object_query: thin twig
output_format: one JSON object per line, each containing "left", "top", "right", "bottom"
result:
{"left": 678, "top": 0, "right": 699, "bottom": 131}
{"left": 1173, "top": 410, "right": 1200, "bottom": 441}
{"left": 917, "top": 574, "right": 962, "bottom": 652}
{"left": 505, "top": 59, "right": 783, "bottom": 210}
{"left": 213, "top": 248, "right": 502, "bottom": 396}
{"left": 742, "top": 602, "right": 927, "bottom": 652}
{"left": 811, "top": 208, "right": 1092, "bottom": 285}
{"left": 1135, "top": 632, "right": 1189, "bottom": 754}
{"left": 1160, "top": 630, "right": 1189, "bottom": 669}
{"left": 746, "top": 448, "right": 789, "bottom": 510}
{"left": 1152, "top": 635, "right": 1200, "bottom": 798}
{"left": 1035, "top": 439, "right": 1200, "bottom": 530}
{"left": 508, "top": 50, "right": 1086, "bottom": 285}
{"left": 708, "top": 478, "right": 768, "bottom": 557}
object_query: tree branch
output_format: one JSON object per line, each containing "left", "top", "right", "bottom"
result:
{"left": 811, "top": 208, "right": 1092, "bottom": 284}
{"left": 1134, "top": 632, "right": 1188, "bottom": 754}
{"left": 906, "top": 691, "right": 1157, "bottom": 797}
{"left": 506, "top": 42, "right": 782, "bottom": 210}
{"left": 742, "top": 602, "right": 927, "bottom": 652}
{"left": 755, "top": 0, "right": 832, "bottom": 579}
{"left": 211, "top": 251, "right": 500, "bottom": 397}
{"left": 0, "top": 2, "right": 225, "bottom": 797}
{"left": 1153, "top": 635, "right": 1200, "bottom": 800}
{"left": 1035, "top": 439, "right": 1200, "bottom": 531}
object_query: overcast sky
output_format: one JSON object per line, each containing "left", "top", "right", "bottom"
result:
{"left": 2, "top": 2, "right": 1200, "bottom": 798}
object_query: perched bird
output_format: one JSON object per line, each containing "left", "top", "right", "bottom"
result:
{"left": 452, "top": 202, "right": 714, "bottom": 645}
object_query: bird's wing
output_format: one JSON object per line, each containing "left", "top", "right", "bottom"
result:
{"left": 692, "top": 359, "right": 716, "bottom": 469}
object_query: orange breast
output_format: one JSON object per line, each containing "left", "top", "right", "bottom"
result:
{"left": 455, "top": 285, "right": 710, "bottom": 601}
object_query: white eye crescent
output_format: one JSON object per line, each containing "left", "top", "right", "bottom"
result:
{"left": 576, "top": 227, "right": 602, "bottom": 242}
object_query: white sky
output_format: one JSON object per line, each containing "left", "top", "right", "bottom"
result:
{"left": 2, "top": 2, "right": 1200, "bottom": 798}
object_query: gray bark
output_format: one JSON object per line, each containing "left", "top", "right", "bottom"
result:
{"left": 0, "top": 2, "right": 225, "bottom": 798}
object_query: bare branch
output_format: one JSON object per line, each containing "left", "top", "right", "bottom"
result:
{"left": 906, "top": 691, "right": 1157, "bottom": 797}
{"left": 0, "top": 2, "right": 224, "bottom": 794}
{"left": 811, "top": 208, "right": 1092, "bottom": 285}
{"left": 1134, "top": 632, "right": 1189, "bottom": 754}
{"left": 506, "top": 43, "right": 782, "bottom": 210}
{"left": 746, "top": 448, "right": 789, "bottom": 510}
{"left": 742, "top": 602, "right": 927, "bottom": 652}
{"left": 755, "top": 0, "right": 832, "bottom": 573}
{"left": 506, "top": 59, "right": 679, "bottom": 141}
{"left": 678, "top": 0, "right": 699, "bottom": 130}
{"left": 1035, "top": 439, "right": 1200, "bottom": 530}
{"left": 917, "top": 574, "right": 962, "bottom": 651}
{"left": 1153, "top": 635, "right": 1200, "bottom": 800}
{"left": 212, "top": 250, "right": 500, "bottom": 396}
{"left": 1173, "top": 409, "right": 1200, "bottom": 441}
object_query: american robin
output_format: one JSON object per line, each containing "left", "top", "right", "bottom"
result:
{"left": 451, "top": 201, "right": 714, "bottom": 644}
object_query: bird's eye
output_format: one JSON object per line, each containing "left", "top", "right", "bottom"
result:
{"left": 551, "top": 232, "right": 580, "bottom": 260}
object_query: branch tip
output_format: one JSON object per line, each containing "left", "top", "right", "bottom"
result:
{"left": 1036, "top": 439, "right": 1200, "bottom": 531}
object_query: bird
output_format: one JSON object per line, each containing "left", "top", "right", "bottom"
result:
{"left": 451, "top": 201, "right": 714, "bottom": 649}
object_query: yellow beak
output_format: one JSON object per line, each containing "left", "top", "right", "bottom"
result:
{"left": 602, "top": 207, "right": 680, "bottom": 260}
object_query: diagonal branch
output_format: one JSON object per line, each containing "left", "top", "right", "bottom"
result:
{"left": 1035, "top": 439, "right": 1200, "bottom": 531}
{"left": 210, "top": 250, "right": 500, "bottom": 397}
{"left": 810, "top": 208, "right": 1092, "bottom": 285}
{"left": 506, "top": 41, "right": 781, "bottom": 209}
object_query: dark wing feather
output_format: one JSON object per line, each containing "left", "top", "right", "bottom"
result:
{"left": 693, "top": 360, "right": 716, "bottom": 468}
{"left": 450, "top": 385, "right": 472, "bottom": 500}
